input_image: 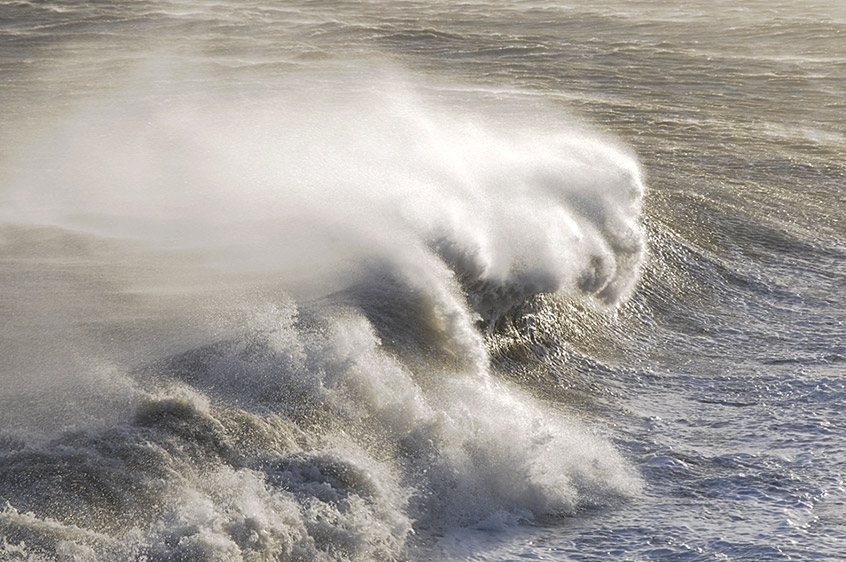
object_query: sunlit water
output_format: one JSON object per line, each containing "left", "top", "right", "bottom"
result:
{"left": 1, "top": 1, "right": 844, "bottom": 560}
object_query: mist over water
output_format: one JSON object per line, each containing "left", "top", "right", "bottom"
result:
{"left": 2, "top": 1, "right": 845, "bottom": 560}
{"left": 3, "top": 64, "right": 644, "bottom": 306}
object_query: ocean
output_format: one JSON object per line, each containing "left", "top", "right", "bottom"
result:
{"left": 1, "top": 1, "right": 844, "bottom": 560}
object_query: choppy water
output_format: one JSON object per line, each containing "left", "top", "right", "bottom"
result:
{"left": 1, "top": 1, "right": 844, "bottom": 560}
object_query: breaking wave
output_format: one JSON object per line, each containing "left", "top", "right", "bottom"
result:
{"left": 0, "top": 65, "right": 645, "bottom": 560}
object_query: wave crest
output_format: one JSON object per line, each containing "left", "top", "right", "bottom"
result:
{"left": 3, "top": 67, "right": 645, "bottom": 320}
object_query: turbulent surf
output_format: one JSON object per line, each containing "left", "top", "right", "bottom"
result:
{"left": 1, "top": 1, "right": 844, "bottom": 560}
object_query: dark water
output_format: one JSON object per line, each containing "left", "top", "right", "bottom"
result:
{"left": 1, "top": 1, "right": 844, "bottom": 560}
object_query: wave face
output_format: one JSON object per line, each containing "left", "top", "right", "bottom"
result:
{"left": 0, "top": 8, "right": 645, "bottom": 559}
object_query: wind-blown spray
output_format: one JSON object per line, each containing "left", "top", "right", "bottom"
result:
{"left": 0, "top": 63, "right": 645, "bottom": 560}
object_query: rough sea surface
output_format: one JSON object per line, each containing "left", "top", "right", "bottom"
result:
{"left": 1, "top": 1, "right": 844, "bottom": 560}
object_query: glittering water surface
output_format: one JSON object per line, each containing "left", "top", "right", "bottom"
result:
{"left": 1, "top": 1, "right": 844, "bottom": 560}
